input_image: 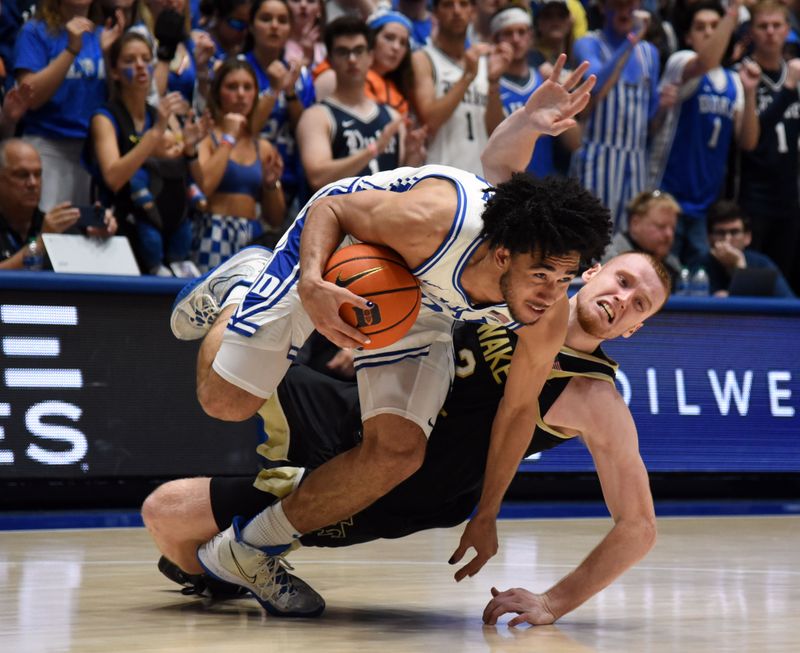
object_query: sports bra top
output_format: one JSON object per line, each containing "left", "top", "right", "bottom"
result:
{"left": 212, "top": 133, "right": 262, "bottom": 199}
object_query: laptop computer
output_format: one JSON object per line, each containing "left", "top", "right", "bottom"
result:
{"left": 728, "top": 267, "right": 778, "bottom": 297}
{"left": 42, "top": 233, "right": 141, "bottom": 276}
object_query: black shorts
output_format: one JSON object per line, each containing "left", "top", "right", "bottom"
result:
{"left": 264, "top": 363, "right": 361, "bottom": 469}
{"left": 207, "top": 349, "right": 492, "bottom": 549}
{"left": 208, "top": 474, "right": 476, "bottom": 548}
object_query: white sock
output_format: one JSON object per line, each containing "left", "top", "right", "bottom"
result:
{"left": 241, "top": 501, "right": 300, "bottom": 548}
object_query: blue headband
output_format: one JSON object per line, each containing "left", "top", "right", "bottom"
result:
{"left": 367, "top": 11, "right": 413, "bottom": 34}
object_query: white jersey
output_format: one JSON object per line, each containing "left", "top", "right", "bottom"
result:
{"left": 422, "top": 45, "right": 489, "bottom": 175}
{"left": 229, "top": 164, "right": 520, "bottom": 338}
{"left": 221, "top": 165, "right": 519, "bottom": 436}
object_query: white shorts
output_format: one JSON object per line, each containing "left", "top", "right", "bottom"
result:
{"left": 353, "top": 308, "right": 455, "bottom": 436}
{"left": 212, "top": 288, "right": 315, "bottom": 399}
{"left": 214, "top": 295, "right": 455, "bottom": 437}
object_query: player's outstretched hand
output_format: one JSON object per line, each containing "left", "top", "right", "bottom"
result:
{"left": 523, "top": 54, "right": 596, "bottom": 137}
{"left": 298, "top": 277, "right": 373, "bottom": 349}
{"left": 482, "top": 587, "right": 557, "bottom": 627}
{"left": 449, "top": 513, "right": 498, "bottom": 582}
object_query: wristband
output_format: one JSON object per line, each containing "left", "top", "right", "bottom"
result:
{"left": 285, "top": 92, "right": 298, "bottom": 101}
{"left": 221, "top": 133, "right": 237, "bottom": 147}
{"left": 367, "top": 142, "right": 379, "bottom": 158}
{"left": 265, "top": 179, "right": 282, "bottom": 191}
{"left": 66, "top": 44, "right": 81, "bottom": 56}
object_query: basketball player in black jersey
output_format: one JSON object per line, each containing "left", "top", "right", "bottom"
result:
{"left": 144, "top": 251, "right": 671, "bottom": 626}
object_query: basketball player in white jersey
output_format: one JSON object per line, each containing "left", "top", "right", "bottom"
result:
{"left": 412, "top": 0, "right": 509, "bottom": 174}
{"left": 168, "top": 57, "right": 605, "bottom": 617}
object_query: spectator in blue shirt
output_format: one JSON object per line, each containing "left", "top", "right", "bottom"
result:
{"left": 690, "top": 199, "right": 795, "bottom": 298}
{"left": 13, "top": 0, "right": 124, "bottom": 209}
{"left": 571, "top": 0, "right": 660, "bottom": 232}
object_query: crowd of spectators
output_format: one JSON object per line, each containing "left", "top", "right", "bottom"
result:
{"left": 0, "top": 0, "right": 797, "bottom": 297}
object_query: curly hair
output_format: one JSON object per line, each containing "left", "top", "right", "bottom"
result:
{"left": 480, "top": 173, "right": 611, "bottom": 265}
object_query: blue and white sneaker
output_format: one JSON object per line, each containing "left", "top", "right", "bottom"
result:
{"left": 197, "top": 517, "right": 325, "bottom": 618}
{"left": 170, "top": 246, "right": 272, "bottom": 341}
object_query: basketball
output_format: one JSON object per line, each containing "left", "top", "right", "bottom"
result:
{"left": 323, "top": 243, "right": 421, "bottom": 350}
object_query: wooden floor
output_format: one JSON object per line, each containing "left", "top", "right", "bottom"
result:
{"left": 1, "top": 516, "right": 798, "bottom": 652}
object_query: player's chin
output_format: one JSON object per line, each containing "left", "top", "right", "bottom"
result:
{"left": 517, "top": 302, "right": 549, "bottom": 325}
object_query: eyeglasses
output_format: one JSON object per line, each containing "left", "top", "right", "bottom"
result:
{"left": 331, "top": 45, "right": 369, "bottom": 59}
{"left": 711, "top": 227, "right": 745, "bottom": 238}
{"left": 226, "top": 17, "right": 248, "bottom": 31}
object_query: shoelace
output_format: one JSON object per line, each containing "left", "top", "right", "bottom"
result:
{"left": 255, "top": 554, "right": 297, "bottom": 602}
{"left": 190, "top": 294, "right": 219, "bottom": 325}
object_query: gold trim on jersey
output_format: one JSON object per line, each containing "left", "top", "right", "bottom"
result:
{"left": 558, "top": 345, "right": 619, "bottom": 374}
{"left": 256, "top": 393, "right": 290, "bottom": 462}
{"left": 535, "top": 415, "right": 576, "bottom": 440}
{"left": 476, "top": 323, "right": 513, "bottom": 385}
{"left": 537, "top": 345, "right": 619, "bottom": 439}
{"left": 252, "top": 465, "right": 304, "bottom": 497}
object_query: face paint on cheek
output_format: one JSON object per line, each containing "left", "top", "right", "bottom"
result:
{"left": 122, "top": 66, "right": 136, "bottom": 82}
{"left": 147, "top": 63, "right": 155, "bottom": 78}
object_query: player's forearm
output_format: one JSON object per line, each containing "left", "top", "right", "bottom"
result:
{"left": 544, "top": 516, "right": 656, "bottom": 619}
{"left": 475, "top": 401, "right": 536, "bottom": 517}
{"left": 299, "top": 198, "right": 346, "bottom": 282}
{"left": 481, "top": 107, "right": 542, "bottom": 185}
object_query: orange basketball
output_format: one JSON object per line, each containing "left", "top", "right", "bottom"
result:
{"left": 323, "top": 243, "right": 421, "bottom": 350}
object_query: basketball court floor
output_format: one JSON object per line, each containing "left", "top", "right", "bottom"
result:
{"left": 1, "top": 514, "right": 798, "bottom": 652}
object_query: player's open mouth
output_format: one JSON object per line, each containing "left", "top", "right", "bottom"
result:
{"left": 527, "top": 302, "right": 548, "bottom": 314}
{"left": 598, "top": 300, "right": 615, "bottom": 323}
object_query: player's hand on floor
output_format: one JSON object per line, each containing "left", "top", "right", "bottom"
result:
{"left": 298, "top": 277, "right": 373, "bottom": 349}
{"left": 449, "top": 513, "right": 498, "bottom": 581}
{"left": 482, "top": 587, "right": 557, "bottom": 627}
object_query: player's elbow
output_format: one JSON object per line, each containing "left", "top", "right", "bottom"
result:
{"left": 634, "top": 513, "right": 658, "bottom": 554}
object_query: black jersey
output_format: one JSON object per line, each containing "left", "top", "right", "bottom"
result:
{"left": 737, "top": 61, "right": 800, "bottom": 214}
{"left": 321, "top": 99, "right": 399, "bottom": 177}
{"left": 212, "top": 323, "right": 618, "bottom": 546}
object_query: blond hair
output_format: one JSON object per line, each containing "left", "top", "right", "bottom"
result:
{"left": 750, "top": 0, "right": 790, "bottom": 22}
{"left": 626, "top": 189, "right": 681, "bottom": 220}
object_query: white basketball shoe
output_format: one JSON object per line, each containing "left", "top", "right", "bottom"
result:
{"left": 169, "top": 246, "right": 272, "bottom": 340}
{"left": 197, "top": 517, "right": 325, "bottom": 618}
